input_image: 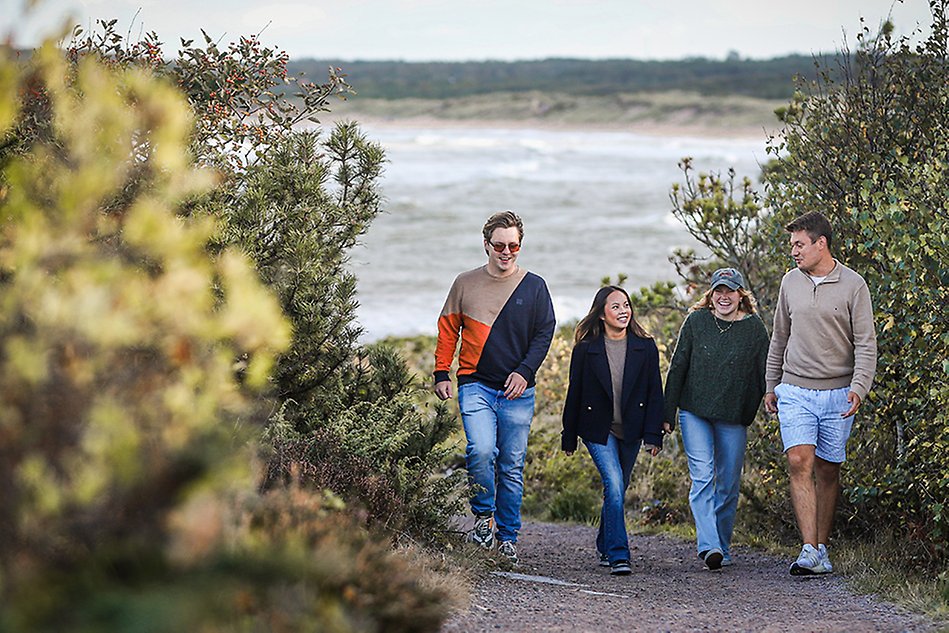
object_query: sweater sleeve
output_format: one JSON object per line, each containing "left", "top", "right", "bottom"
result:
{"left": 514, "top": 279, "right": 556, "bottom": 383}
{"left": 433, "top": 277, "right": 462, "bottom": 384}
{"left": 561, "top": 341, "right": 585, "bottom": 452}
{"left": 662, "top": 314, "right": 693, "bottom": 429}
{"left": 766, "top": 280, "right": 790, "bottom": 393}
{"left": 755, "top": 315, "right": 770, "bottom": 400}
{"left": 849, "top": 280, "right": 877, "bottom": 400}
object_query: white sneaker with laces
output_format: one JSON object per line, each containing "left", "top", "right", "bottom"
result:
{"left": 790, "top": 544, "right": 823, "bottom": 576}
{"left": 818, "top": 544, "right": 834, "bottom": 574}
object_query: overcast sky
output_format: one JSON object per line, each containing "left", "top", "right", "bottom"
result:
{"left": 3, "top": 0, "right": 935, "bottom": 61}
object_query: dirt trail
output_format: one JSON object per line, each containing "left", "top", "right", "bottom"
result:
{"left": 440, "top": 521, "right": 939, "bottom": 633}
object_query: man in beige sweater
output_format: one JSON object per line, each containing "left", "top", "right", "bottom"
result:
{"left": 764, "top": 211, "right": 877, "bottom": 576}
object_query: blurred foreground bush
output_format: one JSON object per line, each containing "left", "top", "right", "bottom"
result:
{"left": 0, "top": 34, "right": 455, "bottom": 632}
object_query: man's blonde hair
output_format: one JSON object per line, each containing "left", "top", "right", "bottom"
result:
{"left": 482, "top": 210, "right": 524, "bottom": 242}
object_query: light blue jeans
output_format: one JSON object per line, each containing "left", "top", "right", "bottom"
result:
{"left": 584, "top": 434, "right": 641, "bottom": 564}
{"left": 679, "top": 409, "right": 747, "bottom": 558}
{"left": 458, "top": 381, "right": 535, "bottom": 543}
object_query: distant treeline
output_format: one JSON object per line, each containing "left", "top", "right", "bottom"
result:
{"left": 287, "top": 56, "right": 832, "bottom": 100}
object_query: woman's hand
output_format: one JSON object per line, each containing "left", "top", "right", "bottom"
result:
{"left": 661, "top": 422, "right": 673, "bottom": 435}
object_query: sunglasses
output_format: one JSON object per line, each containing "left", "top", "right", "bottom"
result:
{"left": 488, "top": 240, "right": 521, "bottom": 253}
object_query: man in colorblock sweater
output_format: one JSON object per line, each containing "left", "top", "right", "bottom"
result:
{"left": 434, "top": 210, "right": 556, "bottom": 564}
{"left": 764, "top": 211, "right": 877, "bottom": 577}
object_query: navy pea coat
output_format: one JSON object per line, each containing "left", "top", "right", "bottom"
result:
{"left": 561, "top": 334, "right": 665, "bottom": 453}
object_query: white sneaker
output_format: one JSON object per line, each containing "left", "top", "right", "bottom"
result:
{"left": 497, "top": 540, "right": 518, "bottom": 565}
{"left": 818, "top": 544, "right": 834, "bottom": 574}
{"left": 789, "top": 544, "right": 823, "bottom": 576}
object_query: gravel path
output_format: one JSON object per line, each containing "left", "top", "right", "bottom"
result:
{"left": 440, "top": 521, "right": 940, "bottom": 633}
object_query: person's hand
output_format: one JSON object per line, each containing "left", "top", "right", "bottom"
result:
{"left": 662, "top": 422, "right": 673, "bottom": 435}
{"left": 764, "top": 392, "right": 778, "bottom": 414}
{"left": 842, "top": 391, "right": 862, "bottom": 417}
{"left": 434, "top": 380, "right": 453, "bottom": 401}
{"left": 504, "top": 371, "right": 528, "bottom": 400}
{"left": 564, "top": 450, "right": 574, "bottom": 457}
{"left": 643, "top": 443, "right": 661, "bottom": 457}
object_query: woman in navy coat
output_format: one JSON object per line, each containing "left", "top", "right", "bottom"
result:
{"left": 561, "top": 285, "right": 664, "bottom": 575}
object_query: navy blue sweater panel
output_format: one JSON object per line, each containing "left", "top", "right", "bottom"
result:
{"left": 457, "top": 272, "right": 556, "bottom": 391}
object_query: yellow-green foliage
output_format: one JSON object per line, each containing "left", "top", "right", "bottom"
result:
{"left": 0, "top": 42, "right": 292, "bottom": 625}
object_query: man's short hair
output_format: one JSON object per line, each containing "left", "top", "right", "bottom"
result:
{"left": 482, "top": 210, "right": 524, "bottom": 242}
{"left": 786, "top": 211, "right": 833, "bottom": 250}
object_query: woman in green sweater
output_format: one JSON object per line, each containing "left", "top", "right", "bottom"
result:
{"left": 663, "top": 268, "right": 770, "bottom": 570}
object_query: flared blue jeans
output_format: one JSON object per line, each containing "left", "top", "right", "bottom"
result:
{"left": 679, "top": 409, "right": 747, "bottom": 557}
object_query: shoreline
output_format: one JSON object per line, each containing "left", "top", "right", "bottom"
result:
{"left": 323, "top": 112, "right": 777, "bottom": 141}
{"left": 319, "top": 91, "right": 785, "bottom": 142}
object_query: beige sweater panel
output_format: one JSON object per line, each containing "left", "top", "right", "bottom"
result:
{"left": 765, "top": 261, "right": 877, "bottom": 399}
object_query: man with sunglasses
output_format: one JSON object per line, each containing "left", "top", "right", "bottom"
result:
{"left": 434, "top": 210, "right": 556, "bottom": 565}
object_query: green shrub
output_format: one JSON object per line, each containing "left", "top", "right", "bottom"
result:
{"left": 764, "top": 1, "right": 949, "bottom": 564}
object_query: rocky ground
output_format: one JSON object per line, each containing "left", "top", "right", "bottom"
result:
{"left": 440, "top": 521, "right": 941, "bottom": 633}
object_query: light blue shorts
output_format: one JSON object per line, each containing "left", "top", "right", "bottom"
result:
{"left": 775, "top": 383, "right": 854, "bottom": 463}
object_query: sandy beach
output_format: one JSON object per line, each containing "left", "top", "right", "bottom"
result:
{"left": 322, "top": 90, "right": 784, "bottom": 141}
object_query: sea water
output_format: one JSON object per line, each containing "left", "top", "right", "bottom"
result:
{"left": 348, "top": 124, "right": 768, "bottom": 341}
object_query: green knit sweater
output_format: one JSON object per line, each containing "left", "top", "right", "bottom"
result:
{"left": 664, "top": 309, "right": 770, "bottom": 427}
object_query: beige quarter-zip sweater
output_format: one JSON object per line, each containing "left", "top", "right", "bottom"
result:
{"left": 766, "top": 260, "right": 877, "bottom": 399}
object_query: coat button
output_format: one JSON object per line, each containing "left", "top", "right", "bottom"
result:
{"left": 639, "top": 402, "right": 644, "bottom": 407}
{"left": 586, "top": 406, "right": 592, "bottom": 410}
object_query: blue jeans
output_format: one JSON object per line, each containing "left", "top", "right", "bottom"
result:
{"left": 458, "top": 382, "right": 535, "bottom": 543}
{"left": 679, "top": 409, "right": 747, "bottom": 557}
{"left": 584, "top": 434, "right": 641, "bottom": 563}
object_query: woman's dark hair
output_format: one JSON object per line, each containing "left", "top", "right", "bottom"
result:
{"left": 574, "top": 286, "right": 651, "bottom": 344}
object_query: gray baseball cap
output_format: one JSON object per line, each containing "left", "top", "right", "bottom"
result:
{"left": 710, "top": 267, "right": 745, "bottom": 290}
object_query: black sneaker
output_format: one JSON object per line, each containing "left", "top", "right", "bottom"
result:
{"left": 702, "top": 548, "right": 724, "bottom": 570}
{"left": 468, "top": 514, "right": 495, "bottom": 549}
{"left": 598, "top": 552, "right": 610, "bottom": 567}
{"left": 610, "top": 560, "right": 632, "bottom": 576}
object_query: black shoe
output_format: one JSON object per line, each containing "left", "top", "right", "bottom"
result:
{"left": 598, "top": 552, "right": 610, "bottom": 567}
{"left": 610, "top": 560, "right": 632, "bottom": 576}
{"left": 702, "top": 548, "right": 724, "bottom": 570}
